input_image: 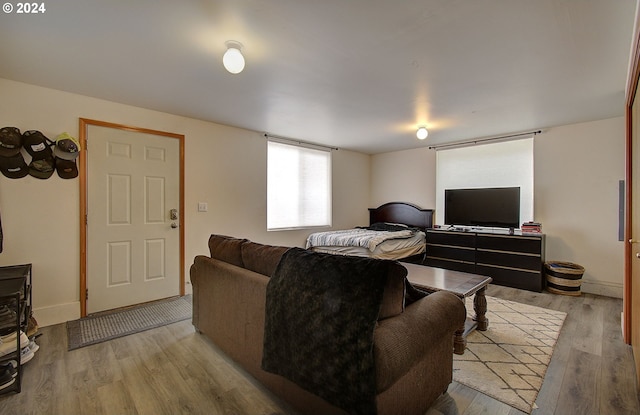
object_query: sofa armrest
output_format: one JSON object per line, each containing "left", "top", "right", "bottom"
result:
{"left": 373, "top": 290, "right": 466, "bottom": 392}
{"left": 189, "top": 255, "right": 210, "bottom": 330}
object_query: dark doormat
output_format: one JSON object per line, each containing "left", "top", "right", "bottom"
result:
{"left": 66, "top": 295, "right": 192, "bottom": 350}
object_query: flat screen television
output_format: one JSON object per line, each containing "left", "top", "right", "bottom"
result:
{"left": 444, "top": 187, "right": 520, "bottom": 229}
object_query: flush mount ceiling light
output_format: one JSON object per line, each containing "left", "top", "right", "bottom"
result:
{"left": 223, "top": 40, "right": 245, "bottom": 74}
{"left": 416, "top": 127, "right": 429, "bottom": 140}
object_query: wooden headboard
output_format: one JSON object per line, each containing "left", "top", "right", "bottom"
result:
{"left": 368, "top": 202, "right": 433, "bottom": 231}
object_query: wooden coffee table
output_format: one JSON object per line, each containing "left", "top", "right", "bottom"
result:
{"left": 403, "top": 263, "right": 492, "bottom": 354}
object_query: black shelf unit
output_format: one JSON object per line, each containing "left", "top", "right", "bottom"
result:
{"left": 0, "top": 264, "right": 32, "bottom": 394}
{"left": 425, "top": 230, "right": 545, "bottom": 292}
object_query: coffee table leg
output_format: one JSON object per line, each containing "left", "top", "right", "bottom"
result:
{"left": 453, "top": 296, "right": 466, "bottom": 354}
{"left": 454, "top": 325, "right": 466, "bottom": 355}
{"left": 473, "top": 286, "right": 489, "bottom": 331}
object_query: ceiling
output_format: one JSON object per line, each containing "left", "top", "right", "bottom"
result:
{"left": 0, "top": 0, "right": 636, "bottom": 154}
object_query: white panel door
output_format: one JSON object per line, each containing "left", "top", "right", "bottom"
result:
{"left": 87, "top": 125, "right": 180, "bottom": 313}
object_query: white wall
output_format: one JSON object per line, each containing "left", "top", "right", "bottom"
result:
{"left": 370, "top": 147, "right": 437, "bottom": 212}
{"left": 0, "top": 78, "right": 371, "bottom": 326}
{"left": 370, "top": 117, "right": 626, "bottom": 297}
{"left": 535, "top": 117, "right": 625, "bottom": 298}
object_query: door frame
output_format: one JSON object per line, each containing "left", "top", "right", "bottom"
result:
{"left": 624, "top": 11, "right": 640, "bottom": 344}
{"left": 79, "top": 118, "right": 185, "bottom": 317}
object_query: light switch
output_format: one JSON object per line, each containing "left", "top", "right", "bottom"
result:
{"left": 198, "top": 202, "right": 208, "bottom": 212}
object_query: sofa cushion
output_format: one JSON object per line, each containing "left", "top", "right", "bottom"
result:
{"left": 208, "top": 234, "right": 247, "bottom": 267}
{"left": 241, "top": 241, "right": 289, "bottom": 276}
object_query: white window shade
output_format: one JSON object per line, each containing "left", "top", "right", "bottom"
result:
{"left": 267, "top": 140, "right": 332, "bottom": 230}
{"left": 435, "top": 138, "right": 534, "bottom": 227}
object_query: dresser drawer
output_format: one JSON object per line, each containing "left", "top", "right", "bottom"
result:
{"left": 426, "top": 244, "right": 476, "bottom": 263}
{"left": 426, "top": 230, "right": 475, "bottom": 248}
{"left": 476, "top": 264, "right": 544, "bottom": 292}
{"left": 476, "top": 234, "right": 543, "bottom": 254}
{"left": 476, "top": 250, "right": 542, "bottom": 271}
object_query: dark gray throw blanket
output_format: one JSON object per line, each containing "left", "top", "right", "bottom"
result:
{"left": 262, "top": 247, "right": 399, "bottom": 415}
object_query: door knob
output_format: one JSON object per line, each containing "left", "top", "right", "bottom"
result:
{"left": 171, "top": 222, "right": 178, "bottom": 229}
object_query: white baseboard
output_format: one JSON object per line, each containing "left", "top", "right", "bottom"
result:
{"left": 580, "top": 279, "right": 623, "bottom": 298}
{"left": 33, "top": 301, "right": 81, "bottom": 328}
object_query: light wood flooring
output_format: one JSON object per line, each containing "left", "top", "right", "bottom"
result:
{"left": 1, "top": 286, "right": 639, "bottom": 415}
{"left": 429, "top": 285, "right": 640, "bottom": 415}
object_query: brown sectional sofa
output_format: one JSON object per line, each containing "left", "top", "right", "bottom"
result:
{"left": 190, "top": 234, "right": 466, "bottom": 415}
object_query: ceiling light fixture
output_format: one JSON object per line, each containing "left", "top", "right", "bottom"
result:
{"left": 223, "top": 40, "right": 245, "bottom": 74}
{"left": 416, "top": 127, "right": 429, "bottom": 140}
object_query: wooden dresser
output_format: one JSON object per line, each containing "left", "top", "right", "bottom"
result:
{"left": 425, "top": 229, "right": 545, "bottom": 292}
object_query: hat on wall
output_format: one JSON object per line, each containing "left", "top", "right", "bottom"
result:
{"left": 52, "top": 132, "right": 80, "bottom": 161}
{"left": 0, "top": 127, "right": 23, "bottom": 157}
{"left": 55, "top": 158, "right": 77, "bottom": 179}
{"left": 0, "top": 153, "right": 28, "bottom": 179}
{"left": 22, "top": 130, "right": 55, "bottom": 179}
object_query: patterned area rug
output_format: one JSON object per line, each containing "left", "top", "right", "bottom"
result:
{"left": 67, "top": 295, "right": 192, "bottom": 350}
{"left": 453, "top": 296, "right": 566, "bottom": 414}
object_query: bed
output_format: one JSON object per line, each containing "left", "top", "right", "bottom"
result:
{"left": 305, "top": 202, "right": 434, "bottom": 260}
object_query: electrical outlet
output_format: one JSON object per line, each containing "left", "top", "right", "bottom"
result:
{"left": 198, "top": 202, "right": 208, "bottom": 212}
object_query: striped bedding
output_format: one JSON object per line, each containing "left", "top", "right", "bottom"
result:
{"left": 306, "top": 228, "right": 415, "bottom": 252}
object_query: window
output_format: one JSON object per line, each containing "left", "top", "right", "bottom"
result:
{"left": 435, "top": 137, "right": 534, "bottom": 227}
{"left": 267, "top": 140, "right": 332, "bottom": 230}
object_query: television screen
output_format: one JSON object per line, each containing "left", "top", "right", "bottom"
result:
{"left": 444, "top": 187, "right": 520, "bottom": 229}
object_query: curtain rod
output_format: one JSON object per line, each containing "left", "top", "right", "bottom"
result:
{"left": 264, "top": 133, "right": 339, "bottom": 151}
{"left": 428, "top": 130, "right": 542, "bottom": 150}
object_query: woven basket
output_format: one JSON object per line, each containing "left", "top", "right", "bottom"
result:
{"left": 545, "top": 261, "right": 585, "bottom": 296}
